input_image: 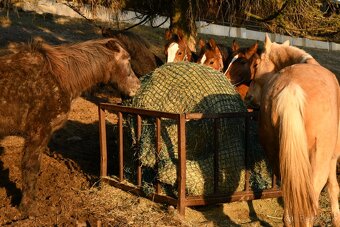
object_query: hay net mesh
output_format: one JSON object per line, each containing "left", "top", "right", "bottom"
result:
{"left": 123, "top": 62, "right": 272, "bottom": 196}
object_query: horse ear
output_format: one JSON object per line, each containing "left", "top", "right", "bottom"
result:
{"left": 199, "top": 38, "right": 206, "bottom": 49}
{"left": 264, "top": 33, "right": 272, "bottom": 54}
{"left": 208, "top": 38, "right": 217, "bottom": 49}
{"left": 231, "top": 40, "right": 240, "bottom": 52}
{"left": 176, "top": 28, "right": 184, "bottom": 40}
{"left": 106, "top": 40, "right": 121, "bottom": 52}
{"left": 165, "top": 29, "right": 172, "bottom": 41}
{"left": 245, "top": 41, "right": 258, "bottom": 59}
{"left": 101, "top": 27, "right": 110, "bottom": 37}
{"left": 282, "top": 40, "right": 290, "bottom": 46}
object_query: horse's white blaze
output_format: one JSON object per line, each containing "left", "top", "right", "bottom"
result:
{"left": 224, "top": 54, "right": 239, "bottom": 75}
{"left": 200, "top": 54, "right": 207, "bottom": 64}
{"left": 167, "top": 42, "right": 179, "bottom": 63}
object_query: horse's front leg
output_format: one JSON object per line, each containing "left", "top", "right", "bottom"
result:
{"left": 20, "top": 126, "right": 51, "bottom": 217}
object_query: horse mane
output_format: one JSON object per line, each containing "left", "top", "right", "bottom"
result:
{"left": 104, "top": 30, "right": 151, "bottom": 52}
{"left": 31, "top": 38, "right": 115, "bottom": 98}
{"left": 103, "top": 29, "right": 163, "bottom": 76}
{"left": 268, "top": 43, "right": 318, "bottom": 70}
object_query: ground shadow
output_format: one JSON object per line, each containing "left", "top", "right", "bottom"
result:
{"left": 48, "top": 120, "right": 117, "bottom": 184}
{"left": 0, "top": 146, "right": 22, "bottom": 206}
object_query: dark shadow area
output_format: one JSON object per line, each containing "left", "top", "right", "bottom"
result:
{"left": 0, "top": 9, "right": 101, "bottom": 51}
{"left": 48, "top": 120, "right": 117, "bottom": 184}
{"left": 194, "top": 204, "right": 241, "bottom": 226}
{"left": 0, "top": 146, "right": 22, "bottom": 206}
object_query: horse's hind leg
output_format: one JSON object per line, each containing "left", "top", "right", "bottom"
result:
{"left": 19, "top": 127, "right": 51, "bottom": 216}
{"left": 327, "top": 155, "right": 340, "bottom": 226}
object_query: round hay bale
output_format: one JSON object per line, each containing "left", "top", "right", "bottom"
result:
{"left": 125, "top": 62, "right": 272, "bottom": 196}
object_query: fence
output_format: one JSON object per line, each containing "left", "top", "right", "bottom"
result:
{"left": 98, "top": 103, "right": 282, "bottom": 215}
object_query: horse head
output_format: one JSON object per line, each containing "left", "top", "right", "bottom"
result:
{"left": 222, "top": 40, "right": 260, "bottom": 100}
{"left": 245, "top": 33, "right": 312, "bottom": 108}
{"left": 105, "top": 39, "right": 140, "bottom": 97}
{"left": 197, "top": 38, "right": 224, "bottom": 72}
{"left": 164, "top": 28, "right": 196, "bottom": 63}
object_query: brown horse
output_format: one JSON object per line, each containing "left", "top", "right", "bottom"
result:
{"left": 102, "top": 28, "right": 163, "bottom": 77}
{"left": 245, "top": 34, "right": 340, "bottom": 226}
{"left": 197, "top": 39, "right": 260, "bottom": 100}
{"left": 164, "top": 28, "right": 198, "bottom": 63}
{"left": 196, "top": 38, "right": 226, "bottom": 72}
{"left": 223, "top": 40, "right": 261, "bottom": 101}
{"left": 0, "top": 38, "right": 140, "bottom": 216}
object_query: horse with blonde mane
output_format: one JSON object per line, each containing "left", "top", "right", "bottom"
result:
{"left": 0, "top": 38, "right": 140, "bottom": 217}
{"left": 245, "top": 34, "right": 340, "bottom": 226}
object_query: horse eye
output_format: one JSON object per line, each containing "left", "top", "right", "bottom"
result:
{"left": 178, "top": 51, "right": 182, "bottom": 55}
{"left": 209, "top": 61, "right": 214, "bottom": 65}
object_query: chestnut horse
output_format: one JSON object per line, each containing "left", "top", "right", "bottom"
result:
{"left": 245, "top": 34, "right": 340, "bottom": 226}
{"left": 0, "top": 38, "right": 140, "bottom": 216}
{"left": 102, "top": 28, "right": 163, "bottom": 77}
{"left": 197, "top": 38, "right": 227, "bottom": 72}
{"left": 164, "top": 28, "right": 198, "bottom": 63}
{"left": 197, "top": 38, "right": 260, "bottom": 100}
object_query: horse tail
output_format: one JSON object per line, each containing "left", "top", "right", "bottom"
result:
{"left": 275, "top": 83, "right": 317, "bottom": 226}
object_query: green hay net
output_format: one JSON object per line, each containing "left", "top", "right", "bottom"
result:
{"left": 124, "top": 62, "right": 272, "bottom": 196}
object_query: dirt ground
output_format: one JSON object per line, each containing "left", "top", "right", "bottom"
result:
{"left": 0, "top": 7, "right": 339, "bottom": 227}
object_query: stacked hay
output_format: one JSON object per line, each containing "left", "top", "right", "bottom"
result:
{"left": 124, "top": 62, "right": 272, "bottom": 196}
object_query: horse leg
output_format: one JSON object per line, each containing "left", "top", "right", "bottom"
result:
{"left": 19, "top": 126, "right": 51, "bottom": 217}
{"left": 327, "top": 156, "right": 340, "bottom": 226}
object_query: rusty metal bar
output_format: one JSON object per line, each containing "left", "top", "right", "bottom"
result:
{"left": 185, "top": 189, "right": 282, "bottom": 206}
{"left": 177, "top": 114, "right": 187, "bottom": 216}
{"left": 213, "top": 118, "right": 220, "bottom": 193}
{"left": 118, "top": 111, "right": 124, "bottom": 181}
{"left": 98, "top": 106, "right": 107, "bottom": 177}
{"left": 102, "top": 177, "right": 178, "bottom": 206}
{"left": 186, "top": 111, "right": 251, "bottom": 120}
{"left": 244, "top": 115, "right": 250, "bottom": 192}
{"left": 98, "top": 103, "right": 281, "bottom": 217}
{"left": 136, "top": 114, "right": 142, "bottom": 187}
{"left": 272, "top": 175, "right": 277, "bottom": 189}
{"left": 155, "top": 117, "right": 161, "bottom": 194}
{"left": 99, "top": 103, "right": 179, "bottom": 119}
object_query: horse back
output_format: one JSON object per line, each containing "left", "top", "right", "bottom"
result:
{"left": 0, "top": 49, "right": 70, "bottom": 137}
{"left": 261, "top": 63, "right": 339, "bottom": 165}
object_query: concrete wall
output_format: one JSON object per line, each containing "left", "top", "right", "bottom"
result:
{"left": 17, "top": 0, "right": 340, "bottom": 51}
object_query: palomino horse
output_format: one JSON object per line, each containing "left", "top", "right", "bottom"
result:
{"left": 245, "top": 34, "right": 340, "bottom": 226}
{"left": 197, "top": 38, "right": 227, "bottom": 72}
{"left": 0, "top": 38, "right": 140, "bottom": 216}
{"left": 102, "top": 28, "right": 163, "bottom": 77}
{"left": 164, "top": 28, "right": 198, "bottom": 63}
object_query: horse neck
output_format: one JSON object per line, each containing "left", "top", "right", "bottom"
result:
{"left": 40, "top": 41, "right": 110, "bottom": 99}
{"left": 270, "top": 45, "right": 313, "bottom": 71}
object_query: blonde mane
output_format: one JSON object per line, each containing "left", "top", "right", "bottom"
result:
{"left": 268, "top": 43, "right": 317, "bottom": 71}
